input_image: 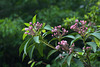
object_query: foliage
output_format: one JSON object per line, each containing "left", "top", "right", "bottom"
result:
{"left": 20, "top": 15, "right": 100, "bottom": 67}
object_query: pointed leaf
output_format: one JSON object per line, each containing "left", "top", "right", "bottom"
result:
{"left": 33, "top": 15, "right": 36, "bottom": 24}
{"left": 61, "top": 54, "right": 68, "bottom": 64}
{"left": 48, "top": 38, "right": 57, "bottom": 44}
{"left": 63, "top": 35, "right": 75, "bottom": 39}
{"left": 24, "top": 23, "right": 30, "bottom": 27}
{"left": 86, "top": 42, "right": 97, "bottom": 52}
{"left": 38, "top": 44, "right": 43, "bottom": 57}
{"left": 95, "top": 38, "right": 100, "bottom": 47}
{"left": 33, "top": 36, "right": 40, "bottom": 43}
{"left": 67, "top": 54, "right": 73, "bottom": 66}
{"left": 19, "top": 39, "right": 28, "bottom": 55}
{"left": 47, "top": 50, "right": 57, "bottom": 59}
{"left": 74, "top": 59, "right": 84, "bottom": 67}
{"left": 35, "top": 61, "right": 43, "bottom": 66}
{"left": 27, "top": 45, "right": 35, "bottom": 59}
{"left": 22, "top": 28, "right": 25, "bottom": 31}
{"left": 91, "top": 32, "right": 100, "bottom": 40}
{"left": 44, "top": 25, "right": 52, "bottom": 30}
{"left": 70, "top": 34, "right": 82, "bottom": 45}
{"left": 23, "top": 33, "right": 27, "bottom": 40}
{"left": 22, "top": 53, "right": 26, "bottom": 61}
{"left": 31, "top": 62, "right": 35, "bottom": 67}
{"left": 24, "top": 38, "right": 32, "bottom": 55}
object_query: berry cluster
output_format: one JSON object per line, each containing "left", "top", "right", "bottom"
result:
{"left": 55, "top": 40, "right": 74, "bottom": 54}
{"left": 51, "top": 25, "right": 68, "bottom": 38}
{"left": 70, "top": 19, "right": 88, "bottom": 36}
{"left": 24, "top": 22, "right": 43, "bottom": 35}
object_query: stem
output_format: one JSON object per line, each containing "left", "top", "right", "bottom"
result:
{"left": 87, "top": 53, "right": 91, "bottom": 67}
{"left": 83, "top": 36, "right": 91, "bottom": 67}
{"left": 40, "top": 40, "right": 56, "bottom": 50}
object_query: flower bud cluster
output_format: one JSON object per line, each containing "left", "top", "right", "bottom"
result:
{"left": 70, "top": 19, "right": 89, "bottom": 36}
{"left": 51, "top": 25, "right": 68, "bottom": 38}
{"left": 55, "top": 40, "right": 75, "bottom": 54}
{"left": 83, "top": 47, "right": 92, "bottom": 50}
{"left": 24, "top": 22, "right": 43, "bottom": 35}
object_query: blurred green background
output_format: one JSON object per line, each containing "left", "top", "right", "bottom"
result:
{"left": 0, "top": 0, "right": 100, "bottom": 67}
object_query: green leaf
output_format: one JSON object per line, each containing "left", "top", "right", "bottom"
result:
{"left": 33, "top": 36, "right": 40, "bottom": 43}
{"left": 44, "top": 25, "right": 52, "bottom": 30}
{"left": 90, "top": 32, "right": 100, "bottom": 40}
{"left": 61, "top": 54, "right": 68, "bottom": 64}
{"left": 48, "top": 38, "right": 57, "bottom": 44}
{"left": 35, "top": 61, "right": 43, "bottom": 66}
{"left": 27, "top": 45, "right": 35, "bottom": 59}
{"left": 28, "top": 60, "right": 33, "bottom": 64}
{"left": 47, "top": 50, "right": 57, "bottom": 59}
{"left": 38, "top": 44, "right": 43, "bottom": 57}
{"left": 24, "top": 23, "right": 30, "bottom": 27}
{"left": 67, "top": 54, "right": 73, "bottom": 66}
{"left": 46, "top": 64, "right": 50, "bottom": 67}
{"left": 19, "top": 39, "right": 28, "bottom": 56}
{"left": 23, "top": 33, "right": 27, "bottom": 40}
{"left": 70, "top": 35, "right": 82, "bottom": 45}
{"left": 63, "top": 35, "right": 75, "bottom": 39}
{"left": 24, "top": 38, "right": 32, "bottom": 55}
{"left": 86, "top": 42, "right": 97, "bottom": 52}
{"left": 33, "top": 15, "right": 36, "bottom": 24}
{"left": 75, "top": 59, "right": 84, "bottom": 67}
{"left": 42, "top": 29, "right": 46, "bottom": 33}
{"left": 31, "top": 62, "right": 35, "bottom": 67}
{"left": 95, "top": 38, "right": 100, "bottom": 47}
{"left": 22, "top": 53, "right": 26, "bottom": 61}
{"left": 42, "top": 23, "right": 46, "bottom": 28}
{"left": 22, "top": 28, "right": 25, "bottom": 31}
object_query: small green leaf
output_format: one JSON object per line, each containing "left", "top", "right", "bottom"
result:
{"left": 22, "top": 53, "right": 26, "bottom": 61}
{"left": 42, "top": 29, "right": 46, "bottom": 33}
{"left": 24, "top": 38, "right": 32, "bottom": 55}
{"left": 28, "top": 60, "right": 33, "bottom": 64}
{"left": 38, "top": 44, "right": 43, "bottom": 57}
{"left": 22, "top": 28, "right": 25, "bottom": 31}
{"left": 33, "top": 36, "right": 40, "bottom": 43}
{"left": 67, "top": 54, "right": 73, "bottom": 66}
{"left": 77, "top": 52, "right": 83, "bottom": 55}
{"left": 24, "top": 23, "right": 30, "bottom": 26}
{"left": 23, "top": 33, "right": 27, "bottom": 40}
{"left": 48, "top": 38, "right": 57, "bottom": 44}
{"left": 33, "top": 15, "right": 36, "bottom": 24}
{"left": 46, "top": 64, "right": 50, "bottom": 67}
{"left": 47, "top": 50, "right": 57, "bottom": 59}
{"left": 35, "top": 61, "right": 43, "bottom": 66}
{"left": 86, "top": 42, "right": 97, "bottom": 52}
{"left": 42, "top": 23, "right": 46, "bottom": 28}
{"left": 70, "top": 35, "right": 82, "bottom": 45}
{"left": 44, "top": 25, "right": 52, "bottom": 30}
{"left": 31, "top": 62, "right": 35, "bottom": 67}
{"left": 63, "top": 35, "right": 75, "bottom": 39}
{"left": 27, "top": 45, "right": 35, "bottom": 59}
{"left": 19, "top": 39, "right": 28, "bottom": 56}
{"left": 91, "top": 32, "right": 100, "bottom": 40}
{"left": 61, "top": 54, "right": 68, "bottom": 64}
{"left": 75, "top": 59, "right": 84, "bottom": 67}
{"left": 95, "top": 38, "right": 100, "bottom": 47}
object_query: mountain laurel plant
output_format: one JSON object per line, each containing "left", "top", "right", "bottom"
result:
{"left": 19, "top": 15, "right": 100, "bottom": 67}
